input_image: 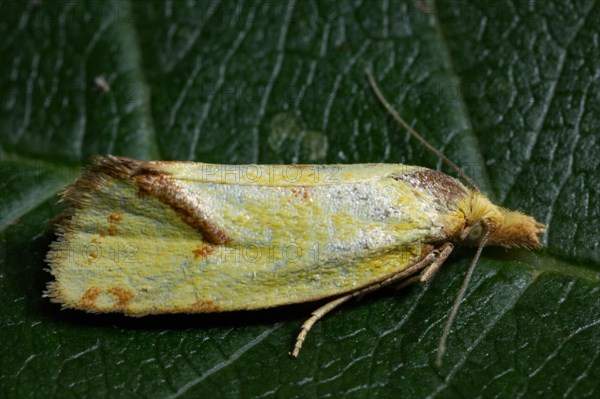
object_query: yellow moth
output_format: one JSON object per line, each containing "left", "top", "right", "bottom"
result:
{"left": 45, "top": 70, "right": 544, "bottom": 363}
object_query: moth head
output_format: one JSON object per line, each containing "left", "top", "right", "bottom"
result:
{"left": 458, "top": 191, "right": 545, "bottom": 249}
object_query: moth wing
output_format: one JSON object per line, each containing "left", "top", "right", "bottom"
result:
{"left": 46, "top": 157, "right": 454, "bottom": 314}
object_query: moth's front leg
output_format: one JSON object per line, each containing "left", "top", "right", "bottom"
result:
{"left": 420, "top": 242, "right": 454, "bottom": 282}
{"left": 393, "top": 242, "right": 455, "bottom": 290}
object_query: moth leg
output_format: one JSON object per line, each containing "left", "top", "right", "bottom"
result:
{"left": 392, "top": 275, "right": 421, "bottom": 291}
{"left": 420, "top": 242, "right": 454, "bottom": 282}
{"left": 392, "top": 243, "right": 454, "bottom": 290}
{"left": 290, "top": 251, "right": 438, "bottom": 358}
{"left": 290, "top": 295, "right": 355, "bottom": 358}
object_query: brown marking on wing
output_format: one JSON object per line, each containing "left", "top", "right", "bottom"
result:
{"left": 107, "top": 287, "right": 133, "bottom": 309}
{"left": 86, "top": 248, "right": 99, "bottom": 265}
{"left": 193, "top": 243, "right": 218, "bottom": 260}
{"left": 103, "top": 212, "right": 124, "bottom": 236}
{"left": 401, "top": 169, "right": 469, "bottom": 205}
{"left": 80, "top": 287, "right": 101, "bottom": 309}
{"left": 108, "top": 212, "right": 123, "bottom": 224}
{"left": 291, "top": 186, "right": 310, "bottom": 200}
{"left": 190, "top": 299, "right": 220, "bottom": 312}
{"left": 134, "top": 173, "right": 232, "bottom": 245}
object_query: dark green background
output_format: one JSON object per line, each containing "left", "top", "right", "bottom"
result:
{"left": 1, "top": 1, "right": 599, "bottom": 398}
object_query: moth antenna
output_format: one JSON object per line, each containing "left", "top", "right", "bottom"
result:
{"left": 435, "top": 225, "right": 491, "bottom": 367}
{"left": 365, "top": 68, "right": 480, "bottom": 192}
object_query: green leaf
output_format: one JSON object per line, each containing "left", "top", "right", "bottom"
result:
{"left": 1, "top": 1, "right": 599, "bottom": 397}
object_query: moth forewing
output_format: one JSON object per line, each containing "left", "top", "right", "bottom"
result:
{"left": 45, "top": 158, "right": 470, "bottom": 316}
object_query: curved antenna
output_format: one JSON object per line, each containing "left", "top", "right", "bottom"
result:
{"left": 365, "top": 68, "right": 480, "bottom": 192}
{"left": 435, "top": 226, "right": 490, "bottom": 366}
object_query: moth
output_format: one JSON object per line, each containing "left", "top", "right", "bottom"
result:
{"left": 45, "top": 70, "right": 544, "bottom": 362}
